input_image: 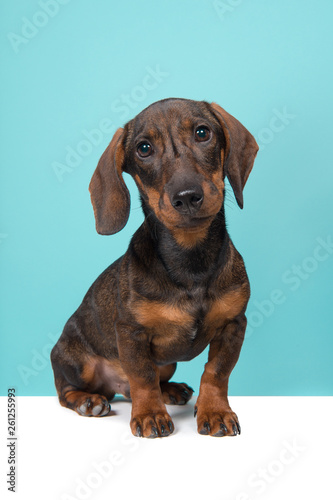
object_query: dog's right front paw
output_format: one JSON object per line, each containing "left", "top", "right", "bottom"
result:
{"left": 130, "top": 411, "right": 174, "bottom": 438}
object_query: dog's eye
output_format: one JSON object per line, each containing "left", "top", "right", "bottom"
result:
{"left": 195, "top": 126, "right": 210, "bottom": 142}
{"left": 137, "top": 142, "right": 153, "bottom": 158}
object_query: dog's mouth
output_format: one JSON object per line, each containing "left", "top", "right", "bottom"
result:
{"left": 174, "top": 214, "right": 214, "bottom": 230}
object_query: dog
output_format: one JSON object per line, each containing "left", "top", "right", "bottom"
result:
{"left": 51, "top": 98, "right": 258, "bottom": 438}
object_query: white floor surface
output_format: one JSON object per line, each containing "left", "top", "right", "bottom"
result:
{"left": 0, "top": 396, "right": 332, "bottom": 500}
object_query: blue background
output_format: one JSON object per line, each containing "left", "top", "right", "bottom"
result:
{"left": 1, "top": 0, "right": 332, "bottom": 396}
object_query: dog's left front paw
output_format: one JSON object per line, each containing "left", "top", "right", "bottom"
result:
{"left": 195, "top": 406, "right": 241, "bottom": 437}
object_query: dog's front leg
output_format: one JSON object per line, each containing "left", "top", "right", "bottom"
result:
{"left": 195, "top": 313, "right": 246, "bottom": 437}
{"left": 117, "top": 323, "right": 174, "bottom": 438}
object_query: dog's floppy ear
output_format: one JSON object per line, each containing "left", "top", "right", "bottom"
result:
{"left": 210, "top": 102, "right": 258, "bottom": 209}
{"left": 89, "top": 127, "right": 130, "bottom": 235}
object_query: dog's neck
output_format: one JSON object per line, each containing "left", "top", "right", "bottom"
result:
{"left": 141, "top": 201, "right": 230, "bottom": 288}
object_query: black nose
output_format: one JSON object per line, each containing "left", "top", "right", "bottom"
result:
{"left": 171, "top": 187, "right": 204, "bottom": 214}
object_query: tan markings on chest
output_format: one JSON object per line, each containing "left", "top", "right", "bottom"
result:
{"left": 133, "top": 300, "right": 193, "bottom": 329}
{"left": 205, "top": 284, "right": 249, "bottom": 327}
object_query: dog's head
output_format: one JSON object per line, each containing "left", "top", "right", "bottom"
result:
{"left": 89, "top": 98, "right": 258, "bottom": 237}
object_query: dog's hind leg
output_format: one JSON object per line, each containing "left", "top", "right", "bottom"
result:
{"left": 51, "top": 333, "right": 130, "bottom": 417}
{"left": 159, "top": 363, "right": 194, "bottom": 405}
{"left": 51, "top": 345, "right": 114, "bottom": 416}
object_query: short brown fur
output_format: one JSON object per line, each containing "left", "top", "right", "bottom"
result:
{"left": 51, "top": 98, "right": 258, "bottom": 438}
{"left": 133, "top": 299, "right": 193, "bottom": 329}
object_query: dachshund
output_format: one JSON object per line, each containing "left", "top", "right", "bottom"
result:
{"left": 51, "top": 98, "right": 258, "bottom": 438}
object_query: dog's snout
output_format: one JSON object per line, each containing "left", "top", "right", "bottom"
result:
{"left": 171, "top": 187, "right": 204, "bottom": 214}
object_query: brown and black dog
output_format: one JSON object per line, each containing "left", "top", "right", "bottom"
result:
{"left": 51, "top": 98, "right": 258, "bottom": 438}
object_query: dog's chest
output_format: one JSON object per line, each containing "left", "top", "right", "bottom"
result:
{"left": 132, "top": 283, "right": 247, "bottom": 364}
{"left": 132, "top": 288, "right": 216, "bottom": 363}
